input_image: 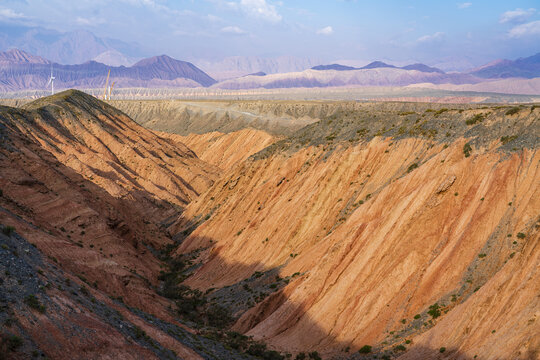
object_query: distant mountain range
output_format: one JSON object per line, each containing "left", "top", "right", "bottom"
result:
{"left": 470, "top": 53, "right": 540, "bottom": 79}
{"left": 312, "top": 61, "right": 445, "bottom": 74}
{"left": 197, "top": 56, "right": 321, "bottom": 80}
{"left": 0, "top": 49, "right": 215, "bottom": 91}
{"left": 0, "top": 48, "right": 539, "bottom": 93}
{"left": 211, "top": 67, "right": 479, "bottom": 90}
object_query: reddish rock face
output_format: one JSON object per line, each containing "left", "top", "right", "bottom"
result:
{"left": 171, "top": 104, "right": 539, "bottom": 358}
{"left": 0, "top": 90, "right": 230, "bottom": 359}
{"left": 1, "top": 93, "right": 538, "bottom": 359}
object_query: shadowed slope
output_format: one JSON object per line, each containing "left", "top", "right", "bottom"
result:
{"left": 0, "top": 91, "right": 262, "bottom": 359}
{"left": 20, "top": 90, "right": 220, "bottom": 210}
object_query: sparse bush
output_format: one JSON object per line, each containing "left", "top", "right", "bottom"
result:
{"left": 6, "top": 335, "right": 23, "bottom": 351}
{"left": 247, "top": 343, "right": 267, "bottom": 357}
{"left": 407, "top": 163, "right": 419, "bottom": 173}
{"left": 427, "top": 303, "right": 441, "bottom": 319}
{"left": 517, "top": 232, "right": 526, "bottom": 239}
{"left": 440, "top": 347, "right": 446, "bottom": 353}
{"left": 463, "top": 142, "right": 472, "bottom": 157}
{"left": 505, "top": 107, "right": 520, "bottom": 116}
{"left": 358, "top": 345, "right": 372, "bottom": 354}
{"left": 24, "top": 295, "right": 45, "bottom": 313}
{"left": 2, "top": 226, "right": 15, "bottom": 237}
{"left": 394, "top": 344, "right": 406, "bottom": 352}
{"left": 206, "top": 304, "right": 233, "bottom": 328}
{"left": 263, "top": 350, "right": 285, "bottom": 360}
{"left": 465, "top": 114, "right": 484, "bottom": 125}
{"left": 414, "top": 314, "right": 421, "bottom": 319}
{"left": 500, "top": 135, "right": 517, "bottom": 145}
{"left": 308, "top": 351, "right": 321, "bottom": 360}
{"left": 133, "top": 325, "right": 147, "bottom": 339}
{"left": 295, "top": 353, "right": 306, "bottom": 360}
{"left": 434, "top": 108, "right": 449, "bottom": 116}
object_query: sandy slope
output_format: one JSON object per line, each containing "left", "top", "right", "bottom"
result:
{"left": 159, "top": 129, "right": 276, "bottom": 171}
{"left": 171, "top": 104, "right": 539, "bottom": 358}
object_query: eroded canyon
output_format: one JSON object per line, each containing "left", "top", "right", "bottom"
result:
{"left": 0, "top": 91, "right": 538, "bottom": 360}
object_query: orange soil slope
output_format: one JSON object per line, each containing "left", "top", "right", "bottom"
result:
{"left": 160, "top": 129, "right": 276, "bottom": 170}
{"left": 172, "top": 128, "right": 539, "bottom": 357}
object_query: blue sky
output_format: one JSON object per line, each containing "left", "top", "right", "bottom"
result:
{"left": 0, "top": 0, "right": 539, "bottom": 68}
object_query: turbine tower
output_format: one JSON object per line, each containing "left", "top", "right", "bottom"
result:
{"left": 46, "top": 65, "right": 55, "bottom": 95}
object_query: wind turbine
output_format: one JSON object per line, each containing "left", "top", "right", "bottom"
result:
{"left": 46, "top": 65, "right": 55, "bottom": 95}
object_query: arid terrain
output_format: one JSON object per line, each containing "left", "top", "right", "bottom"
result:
{"left": 0, "top": 91, "right": 538, "bottom": 360}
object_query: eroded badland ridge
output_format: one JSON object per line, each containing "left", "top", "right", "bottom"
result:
{"left": 0, "top": 92, "right": 538, "bottom": 359}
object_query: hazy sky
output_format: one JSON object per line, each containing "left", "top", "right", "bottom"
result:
{"left": 1, "top": 0, "right": 539, "bottom": 67}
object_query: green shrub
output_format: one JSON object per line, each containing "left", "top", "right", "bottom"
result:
{"left": 394, "top": 344, "right": 406, "bottom": 352}
{"left": 407, "top": 163, "right": 419, "bottom": 173}
{"left": 247, "top": 343, "right": 267, "bottom": 357}
{"left": 440, "top": 347, "right": 446, "bottom": 353}
{"left": 24, "top": 295, "right": 45, "bottom": 313}
{"left": 263, "top": 350, "right": 285, "bottom": 360}
{"left": 206, "top": 304, "right": 233, "bottom": 328}
{"left": 133, "top": 326, "right": 147, "bottom": 339}
{"left": 517, "top": 232, "right": 526, "bottom": 239}
{"left": 427, "top": 303, "right": 441, "bottom": 319}
{"left": 465, "top": 114, "right": 484, "bottom": 125}
{"left": 2, "top": 226, "right": 15, "bottom": 236}
{"left": 6, "top": 335, "right": 23, "bottom": 351}
{"left": 463, "top": 142, "right": 472, "bottom": 157}
{"left": 358, "top": 345, "right": 372, "bottom": 354}
{"left": 505, "top": 107, "right": 520, "bottom": 116}
{"left": 500, "top": 135, "right": 517, "bottom": 145}
{"left": 295, "top": 353, "right": 306, "bottom": 360}
{"left": 308, "top": 351, "right": 321, "bottom": 360}
{"left": 434, "top": 108, "right": 449, "bottom": 116}
{"left": 414, "top": 314, "right": 421, "bottom": 319}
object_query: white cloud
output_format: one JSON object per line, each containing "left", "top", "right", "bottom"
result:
{"left": 228, "top": 0, "right": 282, "bottom": 22}
{"left": 76, "top": 17, "right": 92, "bottom": 25}
{"left": 75, "top": 16, "right": 105, "bottom": 26}
{"left": 221, "top": 26, "right": 247, "bottom": 35}
{"left": 316, "top": 26, "right": 333, "bottom": 35}
{"left": 499, "top": 8, "right": 536, "bottom": 24}
{"left": 206, "top": 14, "right": 222, "bottom": 22}
{"left": 457, "top": 3, "right": 472, "bottom": 9}
{"left": 416, "top": 32, "right": 445, "bottom": 43}
{"left": 508, "top": 20, "right": 540, "bottom": 38}
{"left": 0, "top": 8, "right": 26, "bottom": 20}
